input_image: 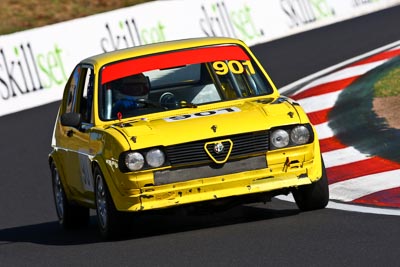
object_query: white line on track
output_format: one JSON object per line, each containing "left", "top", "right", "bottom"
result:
{"left": 327, "top": 201, "right": 400, "bottom": 216}
{"left": 329, "top": 169, "right": 400, "bottom": 201}
{"left": 275, "top": 195, "right": 400, "bottom": 216}
{"left": 279, "top": 40, "right": 400, "bottom": 94}
{"left": 389, "top": 45, "right": 400, "bottom": 51}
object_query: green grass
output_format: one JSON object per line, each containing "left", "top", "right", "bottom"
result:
{"left": 0, "top": 0, "right": 152, "bottom": 35}
{"left": 374, "top": 65, "right": 400, "bottom": 97}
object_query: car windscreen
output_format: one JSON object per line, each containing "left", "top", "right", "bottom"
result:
{"left": 98, "top": 45, "right": 274, "bottom": 121}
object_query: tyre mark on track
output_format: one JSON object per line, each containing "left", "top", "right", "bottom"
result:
{"left": 283, "top": 45, "right": 400, "bottom": 209}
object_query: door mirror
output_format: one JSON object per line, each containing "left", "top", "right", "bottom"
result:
{"left": 60, "top": 112, "right": 82, "bottom": 128}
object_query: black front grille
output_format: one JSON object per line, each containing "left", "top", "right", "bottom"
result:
{"left": 165, "top": 131, "right": 269, "bottom": 166}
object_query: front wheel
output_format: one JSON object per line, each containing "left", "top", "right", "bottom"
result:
{"left": 292, "top": 157, "right": 329, "bottom": 211}
{"left": 51, "top": 162, "right": 89, "bottom": 228}
{"left": 94, "top": 166, "right": 131, "bottom": 239}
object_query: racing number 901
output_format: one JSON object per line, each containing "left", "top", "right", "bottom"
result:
{"left": 212, "top": 60, "right": 255, "bottom": 75}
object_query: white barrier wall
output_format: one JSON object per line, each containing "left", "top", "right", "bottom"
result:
{"left": 0, "top": 0, "right": 399, "bottom": 117}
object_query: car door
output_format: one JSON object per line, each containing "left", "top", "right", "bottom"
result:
{"left": 58, "top": 65, "right": 95, "bottom": 200}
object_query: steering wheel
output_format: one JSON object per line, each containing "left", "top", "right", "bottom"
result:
{"left": 159, "top": 92, "right": 179, "bottom": 109}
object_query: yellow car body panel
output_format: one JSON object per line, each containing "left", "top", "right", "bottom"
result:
{"left": 49, "top": 37, "right": 326, "bottom": 215}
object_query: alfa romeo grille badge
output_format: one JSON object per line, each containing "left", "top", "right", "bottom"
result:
{"left": 214, "top": 142, "right": 224, "bottom": 154}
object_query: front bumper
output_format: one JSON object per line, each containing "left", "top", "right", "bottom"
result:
{"left": 110, "top": 143, "right": 322, "bottom": 211}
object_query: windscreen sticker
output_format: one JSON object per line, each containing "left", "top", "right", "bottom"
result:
{"left": 212, "top": 60, "right": 255, "bottom": 75}
{"left": 101, "top": 45, "right": 249, "bottom": 85}
{"left": 164, "top": 107, "right": 241, "bottom": 122}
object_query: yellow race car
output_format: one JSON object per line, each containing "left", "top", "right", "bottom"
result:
{"left": 49, "top": 37, "right": 328, "bottom": 239}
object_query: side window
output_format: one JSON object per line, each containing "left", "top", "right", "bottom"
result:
{"left": 80, "top": 68, "right": 94, "bottom": 123}
{"left": 62, "top": 65, "right": 95, "bottom": 123}
{"left": 64, "top": 66, "right": 80, "bottom": 114}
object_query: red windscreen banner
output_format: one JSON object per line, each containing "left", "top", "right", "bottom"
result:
{"left": 101, "top": 45, "right": 249, "bottom": 85}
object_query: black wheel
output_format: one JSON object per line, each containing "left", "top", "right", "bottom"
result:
{"left": 94, "top": 166, "right": 131, "bottom": 239}
{"left": 51, "top": 162, "right": 89, "bottom": 228}
{"left": 292, "top": 157, "right": 329, "bottom": 211}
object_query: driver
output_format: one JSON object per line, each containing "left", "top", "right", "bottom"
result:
{"left": 111, "top": 73, "right": 150, "bottom": 115}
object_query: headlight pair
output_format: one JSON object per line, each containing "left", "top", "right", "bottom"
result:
{"left": 270, "top": 125, "right": 312, "bottom": 149}
{"left": 124, "top": 148, "right": 166, "bottom": 171}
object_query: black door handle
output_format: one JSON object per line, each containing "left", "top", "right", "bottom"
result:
{"left": 66, "top": 130, "right": 74, "bottom": 137}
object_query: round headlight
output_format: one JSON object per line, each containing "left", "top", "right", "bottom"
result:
{"left": 290, "top": 125, "right": 310, "bottom": 145}
{"left": 125, "top": 152, "right": 145, "bottom": 171}
{"left": 271, "top": 129, "right": 290, "bottom": 148}
{"left": 146, "top": 148, "right": 165, "bottom": 168}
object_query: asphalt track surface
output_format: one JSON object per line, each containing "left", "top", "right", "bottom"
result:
{"left": 1, "top": 6, "right": 400, "bottom": 267}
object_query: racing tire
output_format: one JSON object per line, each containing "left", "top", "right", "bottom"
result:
{"left": 94, "top": 166, "right": 131, "bottom": 240}
{"left": 292, "top": 157, "right": 329, "bottom": 211}
{"left": 51, "top": 162, "right": 89, "bottom": 229}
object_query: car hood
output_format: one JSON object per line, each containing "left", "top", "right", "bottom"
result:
{"left": 108, "top": 97, "right": 304, "bottom": 149}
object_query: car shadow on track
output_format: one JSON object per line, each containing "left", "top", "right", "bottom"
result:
{"left": 0, "top": 200, "right": 300, "bottom": 245}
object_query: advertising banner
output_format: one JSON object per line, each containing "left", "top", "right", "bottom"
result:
{"left": 0, "top": 0, "right": 399, "bottom": 117}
